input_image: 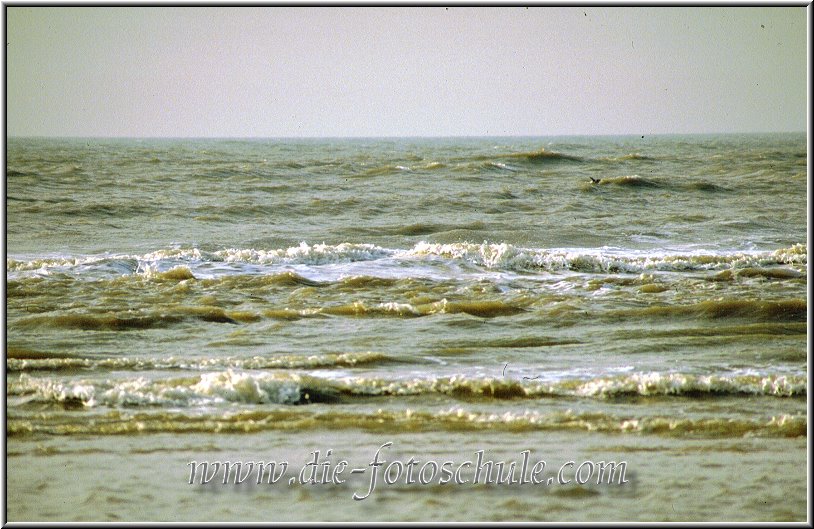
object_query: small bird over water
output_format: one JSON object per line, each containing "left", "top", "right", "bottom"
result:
{"left": 589, "top": 177, "right": 602, "bottom": 184}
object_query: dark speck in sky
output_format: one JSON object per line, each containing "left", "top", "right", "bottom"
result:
{"left": 761, "top": 24, "right": 765, "bottom": 28}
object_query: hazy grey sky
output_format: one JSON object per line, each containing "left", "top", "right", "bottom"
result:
{"left": 5, "top": 7, "right": 808, "bottom": 137}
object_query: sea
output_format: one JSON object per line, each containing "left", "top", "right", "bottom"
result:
{"left": 5, "top": 133, "right": 808, "bottom": 522}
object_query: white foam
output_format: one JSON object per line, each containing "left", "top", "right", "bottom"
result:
{"left": 7, "top": 242, "right": 806, "bottom": 281}
{"left": 215, "top": 242, "right": 393, "bottom": 265}
{"left": 14, "top": 370, "right": 304, "bottom": 408}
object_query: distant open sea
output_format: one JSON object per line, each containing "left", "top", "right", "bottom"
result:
{"left": 5, "top": 133, "right": 808, "bottom": 521}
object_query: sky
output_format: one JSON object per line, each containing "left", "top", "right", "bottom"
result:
{"left": 4, "top": 6, "right": 809, "bottom": 137}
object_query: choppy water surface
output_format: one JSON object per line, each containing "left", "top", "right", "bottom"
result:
{"left": 5, "top": 134, "right": 808, "bottom": 521}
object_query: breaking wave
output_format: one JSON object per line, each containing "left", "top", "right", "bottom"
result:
{"left": 407, "top": 242, "right": 807, "bottom": 274}
{"left": 7, "top": 243, "right": 806, "bottom": 288}
{"left": 9, "top": 370, "right": 804, "bottom": 411}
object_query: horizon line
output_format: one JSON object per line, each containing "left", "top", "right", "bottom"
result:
{"left": 6, "top": 130, "right": 808, "bottom": 141}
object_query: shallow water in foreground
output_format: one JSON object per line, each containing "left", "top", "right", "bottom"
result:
{"left": 5, "top": 134, "right": 808, "bottom": 521}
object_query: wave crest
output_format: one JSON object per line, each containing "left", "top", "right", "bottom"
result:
{"left": 408, "top": 242, "right": 807, "bottom": 273}
{"left": 10, "top": 370, "right": 802, "bottom": 411}
{"left": 8, "top": 243, "right": 806, "bottom": 279}
{"left": 504, "top": 148, "right": 582, "bottom": 162}
{"left": 8, "top": 408, "right": 804, "bottom": 438}
{"left": 7, "top": 351, "right": 391, "bottom": 373}
{"left": 217, "top": 242, "right": 393, "bottom": 265}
